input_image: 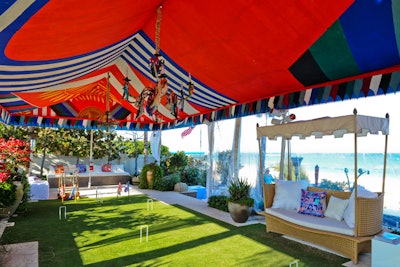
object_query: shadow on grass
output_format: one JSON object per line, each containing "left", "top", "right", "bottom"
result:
{"left": 2, "top": 195, "right": 348, "bottom": 267}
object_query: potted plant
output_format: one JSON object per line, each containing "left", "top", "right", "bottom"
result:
{"left": 227, "top": 177, "right": 254, "bottom": 223}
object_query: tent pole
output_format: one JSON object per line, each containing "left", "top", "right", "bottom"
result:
{"left": 353, "top": 109, "right": 358, "bottom": 195}
{"left": 206, "top": 122, "right": 215, "bottom": 198}
{"left": 88, "top": 129, "right": 93, "bottom": 188}
{"left": 382, "top": 113, "right": 389, "bottom": 193}
{"left": 353, "top": 109, "right": 358, "bottom": 237}
{"left": 382, "top": 134, "right": 388, "bottom": 194}
{"left": 279, "top": 137, "right": 285, "bottom": 180}
{"left": 231, "top": 117, "right": 241, "bottom": 180}
{"left": 257, "top": 123, "right": 263, "bottom": 182}
{"left": 287, "top": 139, "right": 291, "bottom": 180}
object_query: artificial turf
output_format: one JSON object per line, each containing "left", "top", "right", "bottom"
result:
{"left": 1, "top": 195, "right": 347, "bottom": 266}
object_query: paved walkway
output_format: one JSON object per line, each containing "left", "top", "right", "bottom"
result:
{"left": 0, "top": 185, "right": 370, "bottom": 266}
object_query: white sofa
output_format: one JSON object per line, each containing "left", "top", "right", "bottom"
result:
{"left": 47, "top": 164, "right": 130, "bottom": 188}
{"left": 259, "top": 181, "right": 383, "bottom": 264}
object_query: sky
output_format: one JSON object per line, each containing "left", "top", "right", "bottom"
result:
{"left": 159, "top": 93, "right": 400, "bottom": 154}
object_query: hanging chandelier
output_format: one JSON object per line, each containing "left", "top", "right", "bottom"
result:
{"left": 121, "top": 5, "right": 195, "bottom": 123}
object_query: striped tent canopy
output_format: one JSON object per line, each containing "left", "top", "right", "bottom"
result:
{"left": 1, "top": 0, "right": 400, "bottom": 131}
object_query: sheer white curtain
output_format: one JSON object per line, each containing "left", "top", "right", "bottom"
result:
{"left": 238, "top": 114, "right": 267, "bottom": 211}
{"left": 206, "top": 119, "right": 235, "bottom": 196}
{"left": 205, "top": 115, "right": 267, "bottom": 204}
{"left": 150, "top": 130, "right": 161, "bottom": 163}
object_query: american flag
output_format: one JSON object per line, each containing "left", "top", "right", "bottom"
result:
{"left": 181, "top": 126, "right": 195, "bottom": 138}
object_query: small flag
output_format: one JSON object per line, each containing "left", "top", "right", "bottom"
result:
{"left": 59, "top": 185, "right": 65, "bottom": 199}
{"left": 124, "top": 181, "right": 130, "bottom": 193}
{"left": 68, "top": 185, "right": 76, "bottom": 200}
{"left": 117, "top": 182, "right": 122, "bottom": 195}
{"left": 181, "top": 126, "right": 195, "bottom": 138}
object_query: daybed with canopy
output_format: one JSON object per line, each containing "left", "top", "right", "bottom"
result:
{"left": 256, "top": 109, "right": 389, "bottom": 263}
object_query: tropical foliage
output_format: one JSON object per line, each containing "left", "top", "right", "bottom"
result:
{"left": 160, "top": 151, "right": 207, "bottom": 186}
{"left": 0, "top": 137, "right": 31, "bottom": 181}
{"left": 317, "top": 179, "right": 347, "bottom": 191}
{"left": 0, "top": 180, "right": 16, "bottom": 208}
{"left": 0, "top": 137, "right": 31, "bottom": 208}
{"left": 227, "top": 177, "right": 254, "bottom": 207}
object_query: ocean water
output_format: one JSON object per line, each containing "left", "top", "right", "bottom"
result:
{"left": 237, "top": 152, "right": 400, "bottom": 220}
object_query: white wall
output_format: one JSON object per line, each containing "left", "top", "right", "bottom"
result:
{"left": 29, "top": 153, "right": 155, "bottom": 177}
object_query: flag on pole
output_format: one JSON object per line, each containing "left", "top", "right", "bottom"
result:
{"left": 117, "top": 182, "right": 122, "bottom": 196}
{"left": 181, "top": 126, "right": 195, "bottom": 138}
{"left": 124, "top": 181, "right": 130, "bottom": 193}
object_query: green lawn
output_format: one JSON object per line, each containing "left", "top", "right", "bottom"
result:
{"left": 2, "top": 195, "right": 347, "bottom": 266}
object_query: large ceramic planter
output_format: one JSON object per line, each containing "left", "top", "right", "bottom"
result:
{"left": 228, "top": 201, "right": 252, "bottom": 223}
{"left": 1, "top": 181, "right": 23, "bottom": 217}
{"left": 146, "top": 170, "right": 153, "bottom": 189}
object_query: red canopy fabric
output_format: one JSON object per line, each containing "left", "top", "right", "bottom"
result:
{"left": 1, "top": 0, "right": 400, "bottom": 131}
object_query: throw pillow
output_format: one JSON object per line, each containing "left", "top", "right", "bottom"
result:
{"left": 112, "top": 164, "right": 124, "bottom": 172}
{"left": 102, "top": 163, "right": 112, "bottom": 172}
{"left": 76, "top": 164, "right": 86, "bottom": 173}
{"left": 298, "top": 189, "right": 327, "bottom": 217}
{"left": 343, "top": 185, "right": 378, "bottom": 228}
{"left": 272, "top": 179, "right": 308, "bottom": 210}
{"left": 54, "top": 164, "right": 65, "bottom": 174}
{"left": 325, "top": 196, "right": 349, "bottom": 221}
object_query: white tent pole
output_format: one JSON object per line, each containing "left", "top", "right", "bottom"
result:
{"left": 382, "top": 113, "right": 389, "bottom": 193}
{"left": 279, "top": 137, "right": 285, "bottom": 180}
{"left": 206, "top": 122, "right": 215, "bottom": 198}
{"left": 231, "top": 117, "right": 241, "bottom": 180}
{"left": 88, "top": 129, "right": 93, "bottom": 188}
{"left": 353, "top": 109, "right": 358, "bottom": 237}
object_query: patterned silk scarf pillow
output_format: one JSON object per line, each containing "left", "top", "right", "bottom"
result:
{"left": 298, "top": 189, "right": 327, "bottom": 217}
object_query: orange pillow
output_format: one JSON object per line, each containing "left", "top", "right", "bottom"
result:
{"left": 54, "top": 164, "right": 65, "bottom": 174}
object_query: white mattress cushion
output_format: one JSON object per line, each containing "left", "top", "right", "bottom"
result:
{"left": 265, "top": 208, "right": 354, "bottom": 236}
{"left": 47, "top": 171, "right": 129, "bottom": 179}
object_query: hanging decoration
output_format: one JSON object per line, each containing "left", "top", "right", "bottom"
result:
{"left": 98, "top": 72, "right": 118, "bottom": 132}
{"left": 121, "top": 5, "right": 195, "bottom": 122}
{"left": 122, "top": 76, "right": 131, "bottom": 101}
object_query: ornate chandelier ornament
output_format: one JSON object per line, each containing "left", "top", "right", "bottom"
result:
{"left": 121, "top": 5, "right": 195, "bottom": 123}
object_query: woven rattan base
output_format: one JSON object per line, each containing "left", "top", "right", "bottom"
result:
{"left": 261, "top": 212, "right": 373, "bottom": 264}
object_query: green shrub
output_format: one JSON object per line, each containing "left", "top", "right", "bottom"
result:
{"left": 0, "top": 180, "right": 17, "bottom": 208}
{"left": 168, "top": 151, "right": 188, "bottom": 174}
{"left": 157, "top": 173, "right": 181, "bottom": 191}
{"left": 318, "top": 179, "right": 346, "bottom": 191}
{"left": 17, "top": 175, "right": 31, "bottom": 213}
{"left": 208, "top": 195, "right": 229, "bottom": 212}
{"left": 181, "top": 167, "right": 199, "bottom": 185}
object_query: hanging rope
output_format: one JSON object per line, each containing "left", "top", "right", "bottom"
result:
{"left": 106, "top": 72, "right": 110, "bottom": 116}
{"left": 155, "top": 5, "right": 162, "bottom": 55}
